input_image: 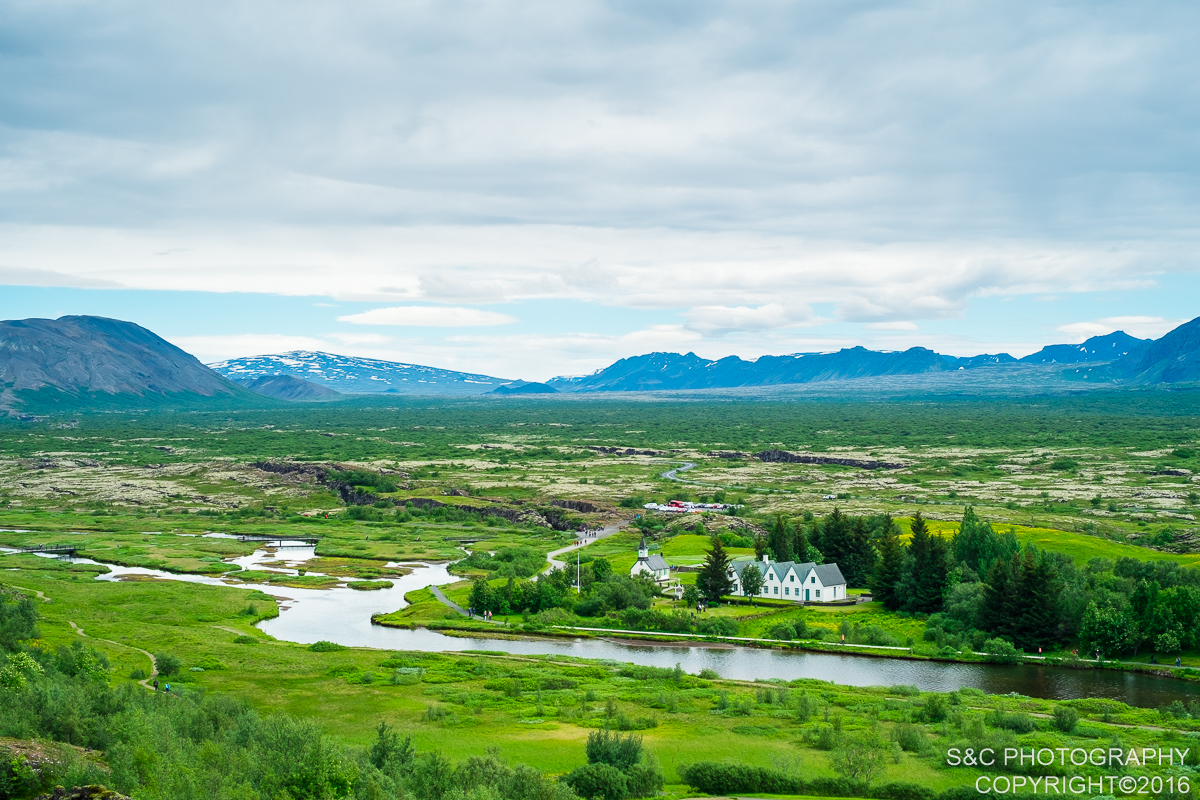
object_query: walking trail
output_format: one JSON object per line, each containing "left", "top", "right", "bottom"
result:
{"left": 427, "top": 521, "right": 627, "bottom": 620}
{"left": 10, "top": 583, "right": 159, "bottom": 689}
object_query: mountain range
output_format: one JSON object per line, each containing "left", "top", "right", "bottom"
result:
{"left": 1, "top": 314, "right": 1198, "bottom": 412}
{"left": 545, "top": 330, "right": 1158, "bottom": 392}
{"left": 208, "top": 351, "right": 511, "bottom": 395}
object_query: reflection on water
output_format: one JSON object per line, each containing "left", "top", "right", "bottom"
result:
{"left": 18, "top": 549, "right": 1200, "bottom": 708}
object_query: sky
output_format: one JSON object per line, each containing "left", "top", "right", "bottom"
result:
{"left": 1, "top": 1, "right": 1198, "bottom": 381}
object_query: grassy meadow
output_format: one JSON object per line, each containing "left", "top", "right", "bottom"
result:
{"left": 3, "top": 394, "right": 1200, "bottom": 797}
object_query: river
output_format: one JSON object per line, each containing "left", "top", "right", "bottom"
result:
{"left": 18, "top": 544, "right": 1200, "bottom": 708}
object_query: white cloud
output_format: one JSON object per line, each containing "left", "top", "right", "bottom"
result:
{"left": 1056, "top": 316, "right": 1186, "bottom": 342}
{"left": 338, "top": 306, "right": 518, "bottom": 327}
{"left": 170, "top": 334, "right": 331, "bottom": 363}
{"left": 867, "top": 321, "right": 918, "bottom": 331}
{"left": 684, "top": 303, "right": 814, "bottom": 336}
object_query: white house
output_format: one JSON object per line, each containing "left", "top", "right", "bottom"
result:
{"left": 630, "top": 535, "right": 672, "bottom": 584}
{"left": 728, "top": 555, "right": 847, "bottom": 603}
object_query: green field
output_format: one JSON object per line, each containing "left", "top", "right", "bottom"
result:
{"left": 3, "top": 394, "right": 1200, "bottom": 798}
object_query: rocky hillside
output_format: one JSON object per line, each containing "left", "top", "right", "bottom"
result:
{"left": 1113, "top": 316, "right": 1200, "bottom": 383}
{"left": 1019, "top": 330, "right": 1149, "bottom": 364}
{"left": 209, "top": 351, "right": 511, "bottom": 395}
{"left": 235, "top": 374, "right": 340, "bottom": 401}
{"left": 547, "top": 346, "right": 1019, "bottom": 392}
{"left": 0, "top": 315, "right": 242, "bottom": 411}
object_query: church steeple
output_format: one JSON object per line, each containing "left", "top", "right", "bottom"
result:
{"left": 637, "top": 535, "right": 649, "bottom": 559}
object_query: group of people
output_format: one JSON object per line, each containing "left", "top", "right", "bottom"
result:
{"left": 151, "top": 679, "right": 171, "bottom": 693}
{"left": 467, "top": 607, "right": 493, "bottom": 621}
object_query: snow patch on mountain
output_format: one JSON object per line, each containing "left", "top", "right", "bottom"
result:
{"left": 208, "top": 351, "right": 512, "bottom": 395}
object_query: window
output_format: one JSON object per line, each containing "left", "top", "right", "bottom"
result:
{"left": 811, "top": 576, "right": 816, "bottom": 583}
{"left": 789, "top": 575, "right": 794, "bottom": 582}
{"left": 816, "top": 589, "right": 821, "bottom": 598}
{"left": 784, "top": 587, "right": 789, "bottom": 596}
{"left": 774, "top": 587, "right": 779, "bottom": 594}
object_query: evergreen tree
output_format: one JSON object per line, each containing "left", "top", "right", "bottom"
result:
{"left": 902, "top": 513, "right": 947, "bottom": 613}
{"left": 820, "top": 508, "right": 850, "bottom": 568}
{"left": 697, "top": 536, "right": 734, "bottom": 602}
{"left": 1012, "top": 547, "right": 1059, "bottom": 651}
{"left": 870, "top": 522, "right": 905, "bottom": 611}
{"left": 980, "top": 555, "right": 1017, "bottom": 640}
{"left": 952, "top": 506, "right": 1020, "bottom": 579}
{"left": 792, "top": 526, "right": 809, "bottom": 562}
{"left": 844, "top": 516, "right": 877, "bottom": 588}
{"left": 768, "top": 515, "right": 793, "bottom": 562}
{"left": 919, "top": 534, "right": 950, "bottom": 613}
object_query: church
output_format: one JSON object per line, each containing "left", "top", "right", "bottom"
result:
{"left": 629, "top": 535, "right": 671, "bottom": 583}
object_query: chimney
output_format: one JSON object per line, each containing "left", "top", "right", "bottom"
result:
{"left": 761, "top": 554, "right": 770, "bottom": 565}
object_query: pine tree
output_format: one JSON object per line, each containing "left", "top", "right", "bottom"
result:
{"left": 769, "top": 515, "right": 793, "bottom": 562}
{"left": 845, "top": 516, "right": 877, "bottom": 588}
{"left": 914, "top": 534, "right": 949, "bottom": 613}
{"left": 792, "top": 526, "right": 809, "bottom": 562}
{"left": 821, "top": 508, "right": 850, "bottom": 568}
{"left": 697, "top": 536, "right": 734, "bottom": 602}
{"left": 1012, "top": 547, "right": 1059, "bottom": 650}
{"left": 980, "top": 555, "right": 1017, "bottom": 640}
{"left": 870, "top": 522, "right": 905, "bottom": 611}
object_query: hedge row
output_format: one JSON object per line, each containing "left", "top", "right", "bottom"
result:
{"left": 676, "top": 762, "right": 1083, "bottom": 800}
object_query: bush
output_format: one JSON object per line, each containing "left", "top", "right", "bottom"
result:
{"left": 1052, "top": 705, "right": 1079, "bottom": 733}
{"left": 982, "top": 638, "right": 1021, "bottom": 664}
{"left": 234, "top": 635, "right": 258, "bottom": 644}
{"left": 585, "top": 730, "right": 643, "bottom": 771}
{"left": 767, "top": 623, "right": 796, "bottom": 640}
{"left": 892, "top": 723, "right": 927, "bottom": 752}
{"left": 309, "top": 640, "right": 347, "bottom": 652}
{"left": 154, "top": 652, "right": 182, "bottom": 677}
{"left": 564, "top": 762, "right": 628, "bottom": 800}
{"left": 696, "top": 617, "right": 738, "bottom": 637}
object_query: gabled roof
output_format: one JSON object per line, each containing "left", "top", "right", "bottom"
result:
{"left": 730, "top": 558, "right": 845, "bottom": 587}
{"left": 799, "top": 562, "right": 846, "bottom": 586}
{"left": 646, "top": 554, "right": 670, "bottom": 571}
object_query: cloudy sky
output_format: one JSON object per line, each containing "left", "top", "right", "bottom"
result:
{"left": 1, "top": 1, "right": 1197, "bottom": 380}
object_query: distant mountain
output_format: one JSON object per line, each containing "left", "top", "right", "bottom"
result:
{"left": 209, "top": 351, "right": 512, "bottom": 395}
{"left": 1111, "top": 317, "right": 1200, "bottom": 383}
{"left": 235, "top": 374, "right": 340, "bottom": 401}
{"left": 0, "top": 315, "right": 244, "bottom": 411}
{"left": 1019, "top": 331, "right": 1149, "bottom": 364}
{"left": 490, "top": 380, "right": 558, "bottom": 395}
{"left": 547, "top": 346, "right": 1022, "bottom": 393}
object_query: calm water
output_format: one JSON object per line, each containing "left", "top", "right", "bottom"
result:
{"left": 25, "top": 546, "right": 1200, "bottom": 708}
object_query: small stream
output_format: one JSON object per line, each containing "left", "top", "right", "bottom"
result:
{"left": 12, "top": 543, "right": 1200, "bottom": 707}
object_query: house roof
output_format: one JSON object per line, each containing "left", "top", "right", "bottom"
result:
{"left": 646, "top": 554, "right": 670, "bottom": 571}
{"left": 729, "top": 558, "right": 845, "bottom": 587}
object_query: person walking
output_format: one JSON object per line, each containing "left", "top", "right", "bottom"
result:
{"left": 164, "top": 683, "right": 171, "bottom": 694}
{"left": 153, "top": 678, "right": 158, "bottom": 691}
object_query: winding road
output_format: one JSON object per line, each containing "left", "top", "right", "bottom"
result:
{"left": 659, "top": 462, "right": 697, "bottom": 482}
{"left": 543, "top": 520, "right": 626, "bottom": 574}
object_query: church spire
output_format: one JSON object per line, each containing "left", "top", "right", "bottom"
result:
{"left": 638, "top": 535, "right": 648, "bottom": 559}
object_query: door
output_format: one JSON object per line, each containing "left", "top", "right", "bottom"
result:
{"left": 805, "top": 589, "right": 810, "bottom": 601}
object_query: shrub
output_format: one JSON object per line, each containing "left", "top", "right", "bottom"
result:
{"left": 309, "top": 640, "right": 346, "bottom": 652}
{"left": 767, "top": 623, "right": 796, "bottom": 640}
{"left": 1052, "top": 705, "right": 1079, "bottom": 733}
{"left": 565, "top": 762, "right": 628, "bottom": 800}
{"left": 982, "top": 638, "right": 1021, "bottom": 664}
{"left": 234, "top": 635, "right": 258, "bottom": 644}
{"left": 154, "top": 652, "right": 182, "bottom": 677}
{"left": 585, "top": 730, "right": 644, "bottom": 771}
{"left": 696, "top": 617, "right": 738, "bottom": 637}
{"left": 892, "top": 723, "right": 927, "bottom": 752}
